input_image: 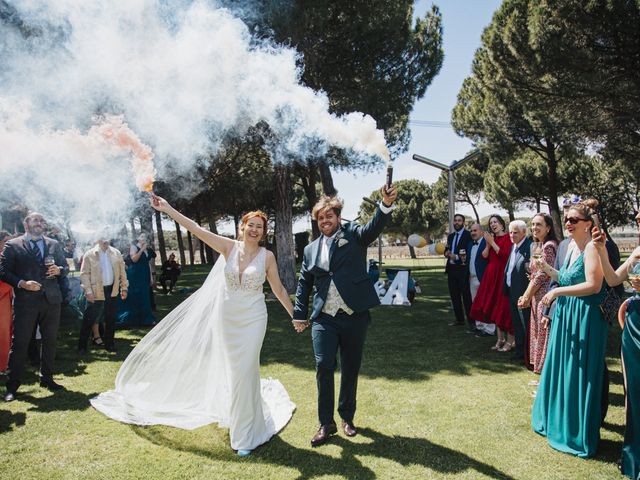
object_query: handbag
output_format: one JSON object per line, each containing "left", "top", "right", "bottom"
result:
{"left": 600, "top": 287, "right": 623, "bottom": 324}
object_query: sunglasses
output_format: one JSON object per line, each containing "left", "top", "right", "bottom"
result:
{"left": 564, "top": 216, "right": 589, "bottom": 225}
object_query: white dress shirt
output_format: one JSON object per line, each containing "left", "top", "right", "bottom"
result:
{"left": 99, "top": 249, "right": 115, "bottom": 287}
{"left": 506, "top": 238, "right": 526, "bottom": 288}
{"left": 469, "top": 241, "right": 480, "bottom": 277}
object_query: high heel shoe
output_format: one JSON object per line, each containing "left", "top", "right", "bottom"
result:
{"left": 499, "top": 341, "right": 515, "bottom": 352}
{"left": 491, "top": 339, "right": 505, "bottom": 351}
{"left": 237, "top": 449, "right": 252, "bottom": 457}
{"left": 91, "top": 336, "right": 105, "bottom": 347}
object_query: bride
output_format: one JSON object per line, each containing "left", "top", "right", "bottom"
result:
{"left": 91, "top": 194, "right": 300, "bottom": 456}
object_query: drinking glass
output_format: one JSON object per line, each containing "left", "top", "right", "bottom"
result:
{"left": 44, "top": 255, "right": 55, "bottom": 279}
{"left": 628, "top": 259, "right": 640, "bottom": 300}
{"left": 459, "top": 248, "right": 466, "bottom": 264}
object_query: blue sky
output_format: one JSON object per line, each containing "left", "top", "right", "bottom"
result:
{"left": 311, "top": 0, "right": 503, "bottom": 227}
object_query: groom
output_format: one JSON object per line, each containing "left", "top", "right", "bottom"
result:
{"left": 293, "top": 183, "right": 397, "bottom": 447}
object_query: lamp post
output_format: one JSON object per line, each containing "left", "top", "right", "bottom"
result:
{"left": 412, "top": 150, "right": 481, "bottom": 232}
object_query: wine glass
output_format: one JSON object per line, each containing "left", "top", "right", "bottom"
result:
{"left": 628, "top": 259, "right": 640, "bottom": 300}
{"left": 44, "top": 255, "right": 55, "bottom": 279}
{"left": 459, "top": 248, "right": 467, "bottom": 264}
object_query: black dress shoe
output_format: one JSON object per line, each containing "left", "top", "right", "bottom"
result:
{"left": 4, "top": 391, "right": 15, "bottom": 402}
{"left": 39, "top": 379, "right": 64, "bottom": 391}
{"left": 104, "top": 344, "right": 117, "bottom": 352}
{"left": 310, "top": 422, "right": 337, "bottom": 447}
{"left": 341, "top": 420, "right": 357, "bottom": 437}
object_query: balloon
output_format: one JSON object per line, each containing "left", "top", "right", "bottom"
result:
{"left": 435, "top": 242, "right": 446, "bottom": 255}
{"left": 407, "top": 234, "right": 427, "bottom": 248}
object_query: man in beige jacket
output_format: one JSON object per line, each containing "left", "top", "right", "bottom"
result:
{"left": 78, "top": 238, "right": 128, "bottom": 354}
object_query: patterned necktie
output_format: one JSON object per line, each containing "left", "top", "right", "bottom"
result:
{"left": 31, "top": 240, "right": 43, "bottom": 264}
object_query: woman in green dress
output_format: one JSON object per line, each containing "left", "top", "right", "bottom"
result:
{"left": 594, "top": 232, "right": 640, "bottom": 479}
{"left": 531, "top": 199, "right": 606, "bottom": 458}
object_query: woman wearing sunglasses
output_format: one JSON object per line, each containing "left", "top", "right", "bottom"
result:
{"left": 530, "top": 199, "right": 607, "bottom": 458}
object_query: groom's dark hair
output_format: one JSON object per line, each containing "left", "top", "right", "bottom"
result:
{"left": 312, "top": 195, "right": 343, "bottom": 220}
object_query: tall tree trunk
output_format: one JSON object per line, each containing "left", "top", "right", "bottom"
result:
{"left": 207, "top": 214, "right": 219, "bottom": 265}
{"left": 535, "top": 198, "right": 541, "bottom": 213}
{"left": 274, "top": 163, "right": 297, "bottom": 293}
{"left": 154, "top": 211, "right": 167, "bottom": 266}
{"left": 186, "top": 230, "right": 195, "bottom": 266}
{"left": 318, "top": 162, "right": 337, "bottom": 195}
{"left": 545, "top": 140, "right": 563, "bottom": 239}
{"left": 507, "top": 208, "right": 515, "bottom": 222}
{"left": 300, "top": 164, "right": 321, "bottom": 239}
{"left": 195, "top": 211, "right": 206, "bottom": 264}
{"left": 175, "top": 221, "right": 186, "bottom": 267}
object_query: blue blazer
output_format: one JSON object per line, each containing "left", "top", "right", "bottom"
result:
{"left": 293, "top": 206, "right": 390, "bottom": 320}
{"left": 466, "top": 238, "right": 487, "bottom": 282}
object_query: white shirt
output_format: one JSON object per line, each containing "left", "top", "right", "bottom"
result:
{"left": 449, "top": 230, "right": 462, "bottom": 264}
{"left": 506, "top": 238, "right": 526, "bottom": 287}
{"left": 469, "top": 240, "right": 480, "bottom": 277}
{"left": 99, "top": 249, "right": 115, "bottom": 286}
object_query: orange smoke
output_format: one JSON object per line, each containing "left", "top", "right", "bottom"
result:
{"left": 93, "top": 115, "right": 156, "bottom": 192}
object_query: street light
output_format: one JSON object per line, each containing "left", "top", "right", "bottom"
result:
{"left": 412, "top": 150, "right": 481, "bottom": 231}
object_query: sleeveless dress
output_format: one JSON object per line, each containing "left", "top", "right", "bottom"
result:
{"left": 469, "top": 233, "right": 512, "bottom": 332}
{"left": 117, "top": 247, "right": 155, "bottom": 326}
{"left": 91, "top": 242, "right": 295, "bottom": 451}
{"left": 621, "top": 298, "right": 640, "bottom": 479}
{"left": 531, "top": 251, "right": 607, "bottom": 458}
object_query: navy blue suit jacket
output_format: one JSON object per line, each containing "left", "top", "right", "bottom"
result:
{"left": 293, "top": 206, "right": 390, "bottom": 321}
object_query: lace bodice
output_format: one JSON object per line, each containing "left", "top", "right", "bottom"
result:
{"left": 224, "top": 242, "right": 266, "bottom": 292}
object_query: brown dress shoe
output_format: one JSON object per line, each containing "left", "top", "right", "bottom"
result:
{"left": 310, "top": 422, "right": 337, "bottom": 447}
{"left": 341, "top": 420, "right": 357, "bottom": 437}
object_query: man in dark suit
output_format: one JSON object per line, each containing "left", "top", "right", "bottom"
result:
{"left": 0, "top": 212, "right": 68, "bottom": 401}
{"left": 465, "top": 223, "right": 491, "bottom": 335}
{"left": 444, "top": 214, "right": 473, "bottom": 330}
{"left": 503, "top": 220, "right": 531, "bottom": 362}
{"left": 293, "top": 183, "right": 397, "bottom": 447}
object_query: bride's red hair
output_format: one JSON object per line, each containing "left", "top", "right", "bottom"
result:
{"left": 238, "top": 210, "right": 269, "bottom": 245}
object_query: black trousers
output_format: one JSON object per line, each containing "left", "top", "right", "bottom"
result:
{"left": 311, "top": 310, "right": 369, "bottom": 425}
{"left": 7, "top": 297, "right": 61, "bottom": 390}
{"left": 508, "top": 293, "right": 530, "bottom": 360}
{"left": 447, "top": 266, "right": 472, "bottom": 327}
{"left": 79, "top": 285, "right": 117, "bottom": 349}
{"left": 160, "top": 273, "right": 179, "bottom": 293}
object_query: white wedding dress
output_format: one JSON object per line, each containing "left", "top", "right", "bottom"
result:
{"left": 90, "top": 242, "right": 295, "bottom": 450}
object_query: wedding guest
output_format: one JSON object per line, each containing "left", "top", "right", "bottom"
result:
{"left": 532, "top": 199, "right": 607, "bottom": 458}
{"left": 79, "top": 236, "right": 129, "bottom": 354}
{"left": 0, "top": 231, "right": 13, "bottom": 373}
{"left": 159, "top": 253, "right": 181, "bottom": 294}
{"left": 518, "top": 213, "right": 558, "bottom": 373}
{"left": 593, "top": 228, "right": 640, "bottom": 479}
{"left": 118, "top": 233, "right": 155, "bottom": 326}
{"left": 503, "top": 220, "right": 531, "bottom": 361}
{"left": 293, "top": 184, "right": 397, "bottom": 447}
{"left": 0, "top": 213, "right": 68, "bottom": 401}
{"left": 470, "top": 215, "right": 513, "bottom": 351}
{"left": 443, "top": 214, "right": 473, "bottom": 330}
{"left": 465, "top": 224, "right": 490, "bottom": 335}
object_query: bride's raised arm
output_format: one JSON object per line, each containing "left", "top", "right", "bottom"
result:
{"left": 150, "top": 194, "right": 235, "bottom": 259}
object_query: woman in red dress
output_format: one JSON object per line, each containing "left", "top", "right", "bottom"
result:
{"left": 469, "top": 215, "right": 514, "bottom": 351}
{"left": 0, "top": 231, "right": 13, "bottom": 373}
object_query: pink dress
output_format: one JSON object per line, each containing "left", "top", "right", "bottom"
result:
{"left": 470, "top": 233, "right": 513, "bottom": 333}
{"left": 528, "top": 240, "right": 557, "bottom": 374}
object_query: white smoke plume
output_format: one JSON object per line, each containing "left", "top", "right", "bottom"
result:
{"left": 0, "top": 0, "right": 389, "bottom": 235}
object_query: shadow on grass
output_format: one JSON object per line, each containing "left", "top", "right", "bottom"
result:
{"left": 17, "top": 387, "right": 94, "bottom": 414}
{"left": 131, "top": 424, "right": 516, "bottom": 480}
{"left": 0, "top": 409, "right": 26, "bottom": 433}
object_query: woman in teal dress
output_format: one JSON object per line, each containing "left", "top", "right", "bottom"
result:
{"left": 531, "top": 200, "right": 606, "bottom": 458}
{"left": 595, "top": 237, "right": 640, "bottom": 479}
{"left": 117, "top": 233, "right": 156, "bottom": 326}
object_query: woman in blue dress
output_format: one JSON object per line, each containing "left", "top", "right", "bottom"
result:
{"left": 531, "top": 199, "right": 607, "bottom": 458}
{"left": 594, "top": 231, "right": 640, "bottom": 479}
{"left": 117, "top": 233, "right": 156, "bottom": 326}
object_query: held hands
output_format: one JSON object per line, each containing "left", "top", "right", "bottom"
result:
{"left": 46, "top": 264, "right": 61, "bottom": 277}
{"left": 292, "top": 320, "right": 309, "bottom": 333}
{"left": 517, "top": 294, "right": 531, "bottom": 309}
{"left": 20, "top": 280, "right": 42, "bottom": 291}
{"left": 482, "top": 231, "right": 493, "bottom": 244}
{"left": 381, "top": 184, "right": 397, "bottom": 206}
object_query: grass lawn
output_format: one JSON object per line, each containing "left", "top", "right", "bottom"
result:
{"left": 0, "top": 262, "right": 626, "bottom": 479}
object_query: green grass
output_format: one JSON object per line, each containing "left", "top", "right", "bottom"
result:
{"left": 0, "top": 263, "right": 626, "bottom": 479}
